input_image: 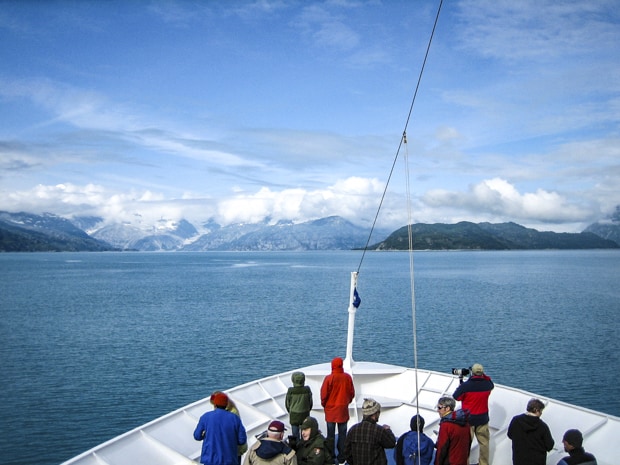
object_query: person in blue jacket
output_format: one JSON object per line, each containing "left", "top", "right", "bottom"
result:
{"left": 194, "top": 391, "right": 248, "bottom": 465}
{"left": 394, "top": 414, "right": 434, "bottom": 465}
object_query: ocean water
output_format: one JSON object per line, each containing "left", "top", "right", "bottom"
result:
{"left": 0, "top": 250, "right": 619, "bottom": 465}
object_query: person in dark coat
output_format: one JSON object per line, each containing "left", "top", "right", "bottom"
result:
{"left": 286, "top": 372, "right": 314, "bottom": 440}
{"left": 394, "top": 414, "right": 434, "bottom": 465}
{"left": 296, "top": 416, "right": 331, "bottom": 465}
{"left": 507, "top": 398, "right": 554, "bottom": 465}
{"left": 557, "top": 429, "right": 597, "bottom": 465}
{"left": 344, "top": 398, "right": 396, "bottom": 465}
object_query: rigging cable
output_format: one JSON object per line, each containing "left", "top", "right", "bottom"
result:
{"left": 356, "top": 0, "right": 443, "bottom": 274}
{"left": 354, "top": 0, "right": 443, "bottom": 440}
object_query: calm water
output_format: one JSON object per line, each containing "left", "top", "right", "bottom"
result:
{"left": 1, "top": 250, "right": 619, "bottom": 465}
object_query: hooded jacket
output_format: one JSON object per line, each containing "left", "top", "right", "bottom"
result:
{"left": 507, "top": 413, "right": 554, "bottom": 465}
{"left": 286, "top": 372, "right": 314, "bottom": 426}
{"left": 320, "top": 357, "right": 355, "bottom": 423}
{"left": 243, "top": 437, "right": 297, "bottom": 465}
{"left": 435, "top": 409, "right": 470, "bottom": 465}
{"left": 556, "top": 447, "right": 597, "bottom": 465}
{"left": 297, "top": 417, "right": 331, "bottom": 465}
{"left": 394, "top": 428, "right": 435, "bottom": 465}
{"left": 452, "top": 374, "right": 494, "bottom": 426}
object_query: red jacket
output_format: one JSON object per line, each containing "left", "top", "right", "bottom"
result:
{"left": 452, "top": 375, "right": 494, "bottom": 426}
{"left": 435, "top": 410, "right": 471, "bottom": 465}
{"left": 320, "top": 357, "right": 355, "bottom": 423}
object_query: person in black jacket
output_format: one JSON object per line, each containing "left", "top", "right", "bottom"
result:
{"left": 507, "top": 398, "right": 554, "bottom": 465}
{"left": 557, "top": 429, "right": 597, "bottom": 465}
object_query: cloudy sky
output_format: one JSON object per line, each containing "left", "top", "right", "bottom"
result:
{"left": 1, "top": 0, "right": 618, "bottom": 233}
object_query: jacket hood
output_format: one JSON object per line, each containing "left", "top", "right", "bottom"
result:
{"left": 331, "top": 357, "right": 344, "bottom": 373}
{"left": 291, "top": 371, "right": 306, "bottom": 387}
{"left": 256, "top": 439, "right": 292, "bottom": 460}
{"left": 514, "top": 413, "right": 543, "bottom": 432}
{"left": 441, "top": 408, "right": 469, "bottom": 427}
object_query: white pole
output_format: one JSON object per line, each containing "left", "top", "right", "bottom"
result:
{"left": 344, "top": 271, "right": 358, "bottom": 370}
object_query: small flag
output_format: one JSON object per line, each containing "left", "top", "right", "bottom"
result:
{"left": 352, "top": 287, "right": 361, "bottom": 308}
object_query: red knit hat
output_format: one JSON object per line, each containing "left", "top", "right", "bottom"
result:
{"left": 210, "top": 391, "right": 229, "bottom": 408}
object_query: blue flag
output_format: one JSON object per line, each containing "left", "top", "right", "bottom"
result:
{"left": 353, "top": 287, "right": 361, "bottom": 308}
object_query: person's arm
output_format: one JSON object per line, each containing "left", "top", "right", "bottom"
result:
{"left": 452, "top": 383, "right": 465, "bottom": 401}
{"left": 284, "top": 449, "right": 297, "bottom": 465}
{"left": 320, "top": 378, "right": 330, "bottom": 407}
{"left": 380, "top": 426, "right": 397, "bottom": 449}
{"left": 394, "top": 435, "right": 404, "bottom": 465}
{"left": 237, "top": 418, "right": 247, "bottom": 446}
{"left": 286, "top": 390, "right": 292, "bottom": 412}
{"left": 543, "top": 424, "right": 554, "bottom": 452}
{"left": 193, "top": 418, "right": 205, "bottom": 441}
{"left": 506, "top": 417, "right": 515, "bottom": 440}
{"left": 343, "top": 431, "right": 353, "bottom": 464}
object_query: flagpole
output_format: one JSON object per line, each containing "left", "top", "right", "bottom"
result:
{"left": 344, "top": 271, "right": 358, "bottom": 370}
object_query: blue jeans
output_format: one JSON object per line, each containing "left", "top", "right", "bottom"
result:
{"left": 326, "top": 421, "right": 348, "bottom": 463}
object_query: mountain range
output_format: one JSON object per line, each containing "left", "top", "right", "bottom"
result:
{"left": 0, "top": 209, "right": 619, "bottom": 252}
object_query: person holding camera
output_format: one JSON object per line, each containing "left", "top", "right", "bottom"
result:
{"left": 452, "top": 363, "right": 494, "bottom": 465}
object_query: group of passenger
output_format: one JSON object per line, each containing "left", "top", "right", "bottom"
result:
{"left": 193, "top": 359, "right": 598, "bottom": 465}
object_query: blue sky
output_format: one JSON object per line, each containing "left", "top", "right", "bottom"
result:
{"left": 1, "top": 0, "right": 618, "bottom": 233}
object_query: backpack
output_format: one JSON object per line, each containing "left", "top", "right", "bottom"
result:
{"left": 401, "top": 431, "right": 433, "bottom": 465}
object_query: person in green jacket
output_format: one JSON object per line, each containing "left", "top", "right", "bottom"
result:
{"left": 286, "top": 372, "right": 314, "bottom": 440}
{"left": 296, "top": 416, "right": 332, "bottom": 465}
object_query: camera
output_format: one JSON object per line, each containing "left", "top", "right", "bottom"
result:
{"left": 451, "top": 367, "right": 470, "bottom": 377}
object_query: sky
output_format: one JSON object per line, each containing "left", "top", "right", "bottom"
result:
{"left": 0, "top": 0, "right": 619, "bottom": 233}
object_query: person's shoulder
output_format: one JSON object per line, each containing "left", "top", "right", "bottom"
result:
{"left": 584, "top": 452, "right": 597, "bottom": 462}
{"left": 421, "top": 432, "right": 433, "bottom": 442}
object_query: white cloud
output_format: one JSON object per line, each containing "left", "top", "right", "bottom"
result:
{"left": 423, "top": 178, "right": 592, "bottom": 226}
{"left": 0, "top": 176, "right": 391, "bottom": 230}
{"left": 215, "top": 176, "right": 386, "bottom": 226}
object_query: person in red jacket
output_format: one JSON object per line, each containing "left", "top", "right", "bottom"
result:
{"left": 452, "top": 363, "right": 494, "bottom": 465}
{"left": 435, "top": 396, "right": 471, "bottom": 465}
{"left": 321, "top": 357, "right": 355, "bottom": 464}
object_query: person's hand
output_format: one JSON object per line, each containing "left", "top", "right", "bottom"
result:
{"left": 382, "top": 424, "right": 391, "bottom": 430}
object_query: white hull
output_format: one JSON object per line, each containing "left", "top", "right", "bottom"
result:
{"left": 62, "top": 361, "right": 618, "bottom": 465}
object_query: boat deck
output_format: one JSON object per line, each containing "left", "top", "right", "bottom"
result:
{"left": 62, "top": 362, "right": 619, "bottom": 465}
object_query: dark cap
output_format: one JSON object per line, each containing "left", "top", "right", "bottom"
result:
{"left": 563, "top": 429, "right": 583, "bottom": 448}
{"left": 268, "top": 420, "right": 287, "bottom": 432}
{"left": 301, "top": 416, "right": 317, "bottom": 430}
